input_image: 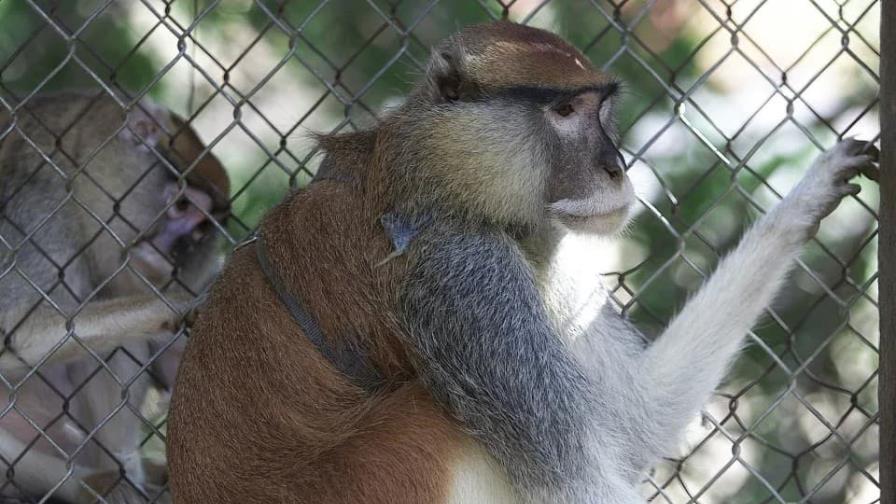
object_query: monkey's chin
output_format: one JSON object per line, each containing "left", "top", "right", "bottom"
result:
{"left": 555, "top": 206, "right": 631, "bottom": 235}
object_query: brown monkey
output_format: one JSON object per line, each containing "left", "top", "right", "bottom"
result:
{"left": 0, "top": 92, "right": 229, "bottom": 503}
{"left": 168, "top": 22, "right": 878, "bottom": 503}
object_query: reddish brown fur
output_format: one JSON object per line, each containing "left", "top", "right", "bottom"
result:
{"left": 168, "top": 134, "right": 465, "bottom": 503}
{"left": 450, "top": 22, "right": 611, "bottom": 90}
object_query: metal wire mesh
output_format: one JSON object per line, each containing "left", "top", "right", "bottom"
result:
{"left": 0, "top": 1, "right": 881, "bottom": 503}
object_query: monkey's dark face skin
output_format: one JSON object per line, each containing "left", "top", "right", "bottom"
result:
{"left": 533, "top": 84, "right": 633, "bottom": 235}
{"left": 387, "top": 22, "right": 634, "bottom": 236}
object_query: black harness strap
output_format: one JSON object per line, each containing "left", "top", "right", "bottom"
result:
{"left": 253, "top": 233, "right": 383, "bottom": 391}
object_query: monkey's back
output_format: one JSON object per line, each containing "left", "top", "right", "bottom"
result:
{"left": 167, "top": 180, "right": 467, "bottom": 503}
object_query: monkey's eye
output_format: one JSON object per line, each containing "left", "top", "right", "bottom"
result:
{"left": 553, "top": 103, "right": 575, "bottom": 117}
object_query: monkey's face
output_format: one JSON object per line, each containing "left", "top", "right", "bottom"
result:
{"left": 79, "top": 98, "right": 230, "bottom": 294}
{"left": 401, "top": 22, "right": 632, "bottom": 235}
{"left": 127, "top": 178, "right": 223, "bottom": 288}
{"left": 125, "top": 151, "right": 228, "bottom": 294}
{"left": 541, "top": 88, "right": 634, "bottom": 235}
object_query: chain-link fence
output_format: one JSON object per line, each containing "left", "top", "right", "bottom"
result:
{"left": 0, "top": 1, "right": 882, "bottom": 503}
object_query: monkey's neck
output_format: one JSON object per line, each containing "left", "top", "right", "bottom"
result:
{"left": 519, "top": 221, "right": 565, "bottom": 277}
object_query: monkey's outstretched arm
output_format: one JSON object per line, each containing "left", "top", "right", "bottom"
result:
{"left": 401, "top": 225, "right": 638, "bottom": 503}
{"left": 629, "top": 139, "right": 879, "bottom": 471}
{"left": 0, "top": 294, "right": 188, "bottom": 378}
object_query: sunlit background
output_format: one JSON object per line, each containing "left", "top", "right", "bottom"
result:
{"left": 0, "top": 1, "right": 881, "bottom": 502}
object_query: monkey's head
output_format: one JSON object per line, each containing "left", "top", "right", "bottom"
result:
{"left": 387, "top": 22, "right": 633, "bottom": 235}
{"left": 31, "top": 93, "right": 232, "bottom": 294}
{"left": 116, "top": 100, "right": 230, "bottom": 293}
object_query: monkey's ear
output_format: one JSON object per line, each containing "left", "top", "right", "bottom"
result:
{"left": 122, "top": 100, "right": 168, "bottom": 150}
{"left": 426, "top": 50, "right": 465, "bottom": 103}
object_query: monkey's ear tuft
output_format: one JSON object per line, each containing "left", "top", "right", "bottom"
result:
{"left": 427, "top": 50, "right": 465, "bottom": 103}
{"left": 438, "top": 77, "right": 461, "bottom": 102}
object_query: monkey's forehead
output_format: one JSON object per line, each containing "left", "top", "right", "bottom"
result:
{"left": 452, "top": 22, "right": 612, "bottom": 90}
{"left": 467, "top": 44, "right": 611, "bottom": 89}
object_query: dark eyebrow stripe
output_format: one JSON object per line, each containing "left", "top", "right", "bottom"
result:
{"left": 484, "top": 82, "right": 620, "bottom": 105}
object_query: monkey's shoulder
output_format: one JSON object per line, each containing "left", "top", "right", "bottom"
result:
{"left": 395, "top": 218, "right": 540, "bottom": 308}
{"left": 384, "top": 213, "right": 521, "bottom": 262}
{"left": 259, "top": 185, "right": 391, "bottom": 274}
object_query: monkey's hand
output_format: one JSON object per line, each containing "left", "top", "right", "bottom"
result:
{"left": 158, "top": 292, "right": 206, "bottom": 333}
{"left": 774, "top": 138, "right": 879, "bottom": 240}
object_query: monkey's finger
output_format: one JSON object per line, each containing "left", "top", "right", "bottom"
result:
{"left": 838, "top": 155, "right": 878, "bottom": 181}
{"left": 841, "top": 183, "right": 862, "bottom": 197}
{"left": 859, "top": 162, "right": 880, "bottom": 182}
{"left": 840, "top": 137, "right": 877, "bottom": 159}
{"left": 860, "top": 143, "right": 880, "bottom": 162}
{"left": 840, "top": 154, "right": 876, "bottom": 168}
{"left": 184, "top": 306, "right": 199, "bottom": 327}
{"left": 184, "top": 294, "right": 209, "bottom": 326}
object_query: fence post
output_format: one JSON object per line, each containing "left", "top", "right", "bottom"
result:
{"left": 881, "top": 1, "right": 895, "bottom": 502}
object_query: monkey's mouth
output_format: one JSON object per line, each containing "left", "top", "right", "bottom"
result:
{"left": 553, "top": 206, "right": 630, "bottom": 234}
{"left": 130, "top": 185, "right": 215, "bottom": 278}
{"left": 555, "top": 204, "right": 630, "bottom": 220}
{"left": 548, "top": 183, "right": 634, "bottom": 234}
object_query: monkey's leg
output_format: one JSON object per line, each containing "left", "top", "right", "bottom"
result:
{"left": 66, "top": 342, "right": 153, "bottom": 494}
{"left": 0, "top": 420, "right": 161, "bottom": 504}
{"left": 0, "top": 294, "right": 189, "bottom": 378}
{"left": 0, "top": 297, "right": 182, "bottom": 496}
{"left": 187, "top": 383, "right": 492, "bottom": 504}
{"left": 304, "top": 383, "right": 479, "bottom": 504}
{"left": 0, "top": 426, "right": 93, "bottom": 503}
{"left": 628, "top": 139, "right": 878, "bottom": 471}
